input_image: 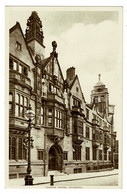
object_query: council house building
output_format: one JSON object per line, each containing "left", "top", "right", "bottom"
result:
{"left": 9, "top": 11, "right": 117, "bottom": 179}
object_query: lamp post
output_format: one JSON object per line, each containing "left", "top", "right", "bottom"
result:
{"left": 24, "top": 104, "right": 35, "bottom": 186}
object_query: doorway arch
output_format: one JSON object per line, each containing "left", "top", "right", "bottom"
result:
{"left": 48, "top": 144, "right": 63, "bottom": 171}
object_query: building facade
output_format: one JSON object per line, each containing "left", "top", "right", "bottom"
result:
{"left": 9, "top": 11, "right": 117, "bottom": 179}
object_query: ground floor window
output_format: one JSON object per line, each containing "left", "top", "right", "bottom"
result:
{"left": 63, "top": 152, "right": 68, "bottom": 160}
{"left": 9, "top": 136, "right": 27, "bottom": 161}
{"left": 73, "top": 145, "right": 81, "bottom": 160}
{"left": 38, "top": 150, "right": 44, "bottom": 160}
{"left": 104, "top": 150, "right": 107, "bottom": 160}
{"left": 9, "top": 137, "right": 16, "bottom": 160}
{"left": 109, "top": 151, "right": 111, "bottom": 161}
{"left": 99, "top": 150, "right": 102, "bottom": 160}
{"left": 93, "top": 148, "right": 97, "bottom": 160}
{"left": 86, "top": 147, "right": 90, "bottom": 160}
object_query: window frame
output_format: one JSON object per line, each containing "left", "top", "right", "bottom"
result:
{"left": 86, "top": 126, "right": 90, "bottom": 139}
{"left": 73, "top": 144, "right": 81, "bottom": 161}
{"left": 15, "top": 93, "right": 28, "bottom": 118}
{"left": 38, "top": 150, "right": 44, "bottom": 160}
{"left": 86, "top": 147, "right": 90, "bottom": 160}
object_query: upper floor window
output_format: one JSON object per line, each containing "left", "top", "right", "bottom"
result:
{"left": 86, "top": 109, "right": 89, "bottom": 120}
{"left": 9, "top": 92, "right": 13, "bottom": 114}
{"left": 73, "top": 97, "right": 81, "bottom": 108}
{"left": 13, "top": 61, "right": 18, "bottom": 71}
{"left": 48, "top": 109, "right": 53, "bottom": 126}
{"left": 78, "top": 121, "right": 83, "bottom": 135}
{"left": 101, "top": 95, "right": 105, "bottom": 102}
{"left": 9, "top": 93, "right": 13, "bottom": 101}
{"left": 9, "top": 57, "right": 28, "bottom": 77}
{"left": 73, "top": 119, "right": 83, "bottom": 135}
{"left": 9, "top": 58, "right": 13, "bottom": 70}
{"left": 16, "top": 41, "right": 22, "bottom": 51}
{"left": 86, "top": 126, "right": 90, "bottom": 139}
{"left": 41, "top": 107, "right": 44, "bottom": 125}
{"left": 55, "top": 109, "right": 64, "bottom": 129}
{"left": 99, "top": 131, "right": 103, "bottom": 142}
{"left": 15, "top": 94, "right": 28, "bottom": 118}
{"left": 23, "top": 66, "right": 28, "bottom": 76}
{"left": 19, "top": 64, "right": 22, "bottom": 73}
{"left": 76, "top": 87, "right": 79, "bottom": 92}
{"left": 94, "top": 96, "right": 98, "bottom": 103}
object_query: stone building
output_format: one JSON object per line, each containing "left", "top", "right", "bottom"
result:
{"left": 9, "top": 11, "right": 117, "bottom": 179}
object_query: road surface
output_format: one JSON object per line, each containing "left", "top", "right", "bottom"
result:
{"left": 34, "top": 174, "right": 118, "bottom": 188}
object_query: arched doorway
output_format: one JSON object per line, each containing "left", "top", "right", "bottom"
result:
{"left": 48, "top": 144, "right": 63, "bottom": 172}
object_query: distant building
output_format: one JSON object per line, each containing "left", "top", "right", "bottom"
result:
{"left": 9, "top": 11, "right": 117, "bottom": 179}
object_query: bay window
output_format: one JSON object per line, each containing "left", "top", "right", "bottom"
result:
{"left": 15, "top": 93, "right": 28, "bottom": 118}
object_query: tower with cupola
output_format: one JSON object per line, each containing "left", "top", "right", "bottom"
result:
{"left": 91, "top": 74, "right": 109, "bottom": 117}
{"left": 25, "top": 11, "right": 45, "bottom": 60}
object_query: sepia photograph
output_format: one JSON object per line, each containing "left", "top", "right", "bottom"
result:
{"left": 5, "top": 6, "right": 122, "bottom": 188}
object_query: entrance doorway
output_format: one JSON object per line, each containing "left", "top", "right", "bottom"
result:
{"left": 48, "top": 144, "right": 63, "bottom": 171}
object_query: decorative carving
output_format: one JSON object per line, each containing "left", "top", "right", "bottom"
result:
{"left": 35, "top": 54, "right": 41, "bottom": 64}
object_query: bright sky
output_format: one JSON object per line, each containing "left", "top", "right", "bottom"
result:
{"left": 7, "top": 7, "right": 122, "bottom": 139}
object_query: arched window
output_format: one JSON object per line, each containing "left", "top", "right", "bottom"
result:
{"left": 101, "top": 95, "right": 105, "bottom": 102}
{"left": 94, "top": 96, "right": 98, "bottom": 103}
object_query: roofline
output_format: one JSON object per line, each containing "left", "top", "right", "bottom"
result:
{"left": 9, "top": 22, "right": 35, "bottom": 65}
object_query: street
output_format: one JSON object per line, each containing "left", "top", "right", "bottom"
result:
{"left": 33, "top": 173, "right": 118, "bottom": 188}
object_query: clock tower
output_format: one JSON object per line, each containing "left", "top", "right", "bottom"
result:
{"left": 91, "top": 74, "right": 109, "bottom": 117}
{"left": 25, "top": 11, "right": 45, "bottom": 60}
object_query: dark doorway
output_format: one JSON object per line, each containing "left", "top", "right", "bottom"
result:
{"left": 48, "top": 145, "right": 63, "bottom": 171}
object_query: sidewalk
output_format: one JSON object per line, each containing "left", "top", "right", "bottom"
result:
{"left": 7, "top": 169, "right": 119, "bottom": 188}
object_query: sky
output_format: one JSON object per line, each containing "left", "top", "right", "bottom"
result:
{"left": 7, "top": 7, "right": 122, "bottom": 139}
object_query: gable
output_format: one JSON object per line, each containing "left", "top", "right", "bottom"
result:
{"left": 44, "top": 56, "right": 64, "bottom": 87}
{"left": 9, "top": 23, "right": 34, "bottom": 68}
{"left": 71, "top": 76, "right": 85, "bottom": 103}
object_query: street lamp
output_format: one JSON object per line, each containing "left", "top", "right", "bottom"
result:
{"left": 24, "top": 104, "right": 35, "bottom": 185}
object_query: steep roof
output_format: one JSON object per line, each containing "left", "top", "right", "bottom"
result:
{"left": 70, "top": 75, "right": 86, "bottom": 103}
{"left": 9, "top": 22, "right": 34, "bottom": 65}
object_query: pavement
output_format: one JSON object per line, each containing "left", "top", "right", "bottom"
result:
{"left": 7, "top": 169, "right": 119, "bottom": 188}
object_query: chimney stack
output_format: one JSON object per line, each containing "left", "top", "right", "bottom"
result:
{"left": 66, "top": 67, "right": 75, "bottom": 81}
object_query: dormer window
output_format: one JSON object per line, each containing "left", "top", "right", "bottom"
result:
{"left": 16, "top": 41, "right": 21, "bottom": 51}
